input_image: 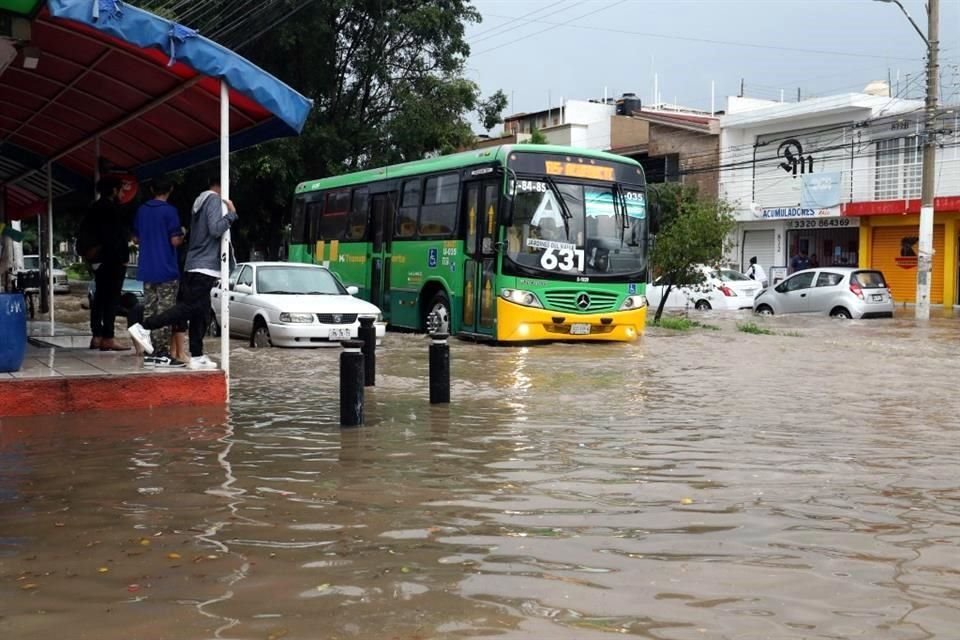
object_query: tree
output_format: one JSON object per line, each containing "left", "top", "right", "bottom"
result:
{"left": 528, "top": 127, "right": 549, "bottom": 144}
{"left": 648, "top": 183, "right": 736, "bottom": 324}
{"left": 131, "top": 1, "right": 509, "bottom": 260}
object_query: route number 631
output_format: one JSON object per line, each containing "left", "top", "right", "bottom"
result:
{"left": 540, "top": 247, "right": 585, "bottom": 272}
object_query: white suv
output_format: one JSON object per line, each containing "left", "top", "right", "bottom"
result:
{"left": 20, "top": 255, "right": 70, "bottom": 294}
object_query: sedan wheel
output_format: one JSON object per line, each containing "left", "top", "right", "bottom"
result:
{"left": 208, "top": 311, "right": 221, "bottom": 337}
{"left": 251, "top": 321, "right": 272, "bottom": 348}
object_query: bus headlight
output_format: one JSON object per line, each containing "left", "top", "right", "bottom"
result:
{"left": 279, "top": 312, "right": 315, "bottom": 323}
{"left": 619, "top": 295, "right": 648, "bottom": 310}
{"left": 501, "top": 288, "right": 543, "bottom": 309}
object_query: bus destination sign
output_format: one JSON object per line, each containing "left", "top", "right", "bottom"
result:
{"left": 544, "top": 161, "right": 614, "bottom": 182}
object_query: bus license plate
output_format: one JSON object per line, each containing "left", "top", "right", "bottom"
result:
{"left": 329, "top": 327, "right": 352, "bottom": 340}
{"left": 570, "top": 323, "right": 591, "bottom": 335}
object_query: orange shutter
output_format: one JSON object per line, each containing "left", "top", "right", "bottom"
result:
{"left": 871, "top": 225, "right": 944, "bottom": 303}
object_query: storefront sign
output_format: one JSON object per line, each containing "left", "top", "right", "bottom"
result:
{"left": 788, "top": 217, "right": 860, "bottom": 229}
{"left": 761, "top": 206, "right": 839, "bottom": 219}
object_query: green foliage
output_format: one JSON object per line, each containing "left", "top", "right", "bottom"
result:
{"left": 528, "top": 127, "right": 549, "bottom": 144}
{"left": 648, "top": 316, "right": 719, "bottom": 332}
{"left": 736, "top": 321, "right": 775, "bottom": 335}
{"left": 132, "top": 1, "right": 508, "bottom": 260}
{"left": 648, "top": 183, "right": 736, "bottom": 323}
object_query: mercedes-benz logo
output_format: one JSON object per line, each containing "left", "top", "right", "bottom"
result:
{"left": 576, "top": 293, "right": 591, "bottom": 310}
{"left": 333, "top": 314, "right": 342, "bottom": 323}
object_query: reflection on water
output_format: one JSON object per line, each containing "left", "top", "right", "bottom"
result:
{"left": 2, "top": 315, "right": 960, "bottom": 639}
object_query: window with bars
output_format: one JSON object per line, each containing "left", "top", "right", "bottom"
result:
{"left": 874, "top": 137, "right": 922, "bottom": 200}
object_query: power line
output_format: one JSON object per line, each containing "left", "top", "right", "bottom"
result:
{"left": 477, "top": 12, "right": 923, "bottom": 61}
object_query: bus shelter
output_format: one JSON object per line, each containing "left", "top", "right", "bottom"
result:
{"left": 0, "top": 0, "right": 312, "bottom": 396}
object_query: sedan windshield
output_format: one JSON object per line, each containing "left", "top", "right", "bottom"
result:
{"left": 256, "top": 266, "right": 345, "bottom": 295}
{"left": 505, "top": 179, "right": 646, "bottom": 278}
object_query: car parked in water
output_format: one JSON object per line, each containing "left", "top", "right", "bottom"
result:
{"left": 19, "top": 255, "right": 70, "bottom": 293}
{"left": 210, "top": 262, "right": 386, "bottom": 347}
{"left": 753, "top": 267, "right": 894, "bottom": 319}
{"left": 645, "top": 265, "right": 762, "bottom": 311}
{"left": 83, "top": 265, "right": 145, "bottom": 315}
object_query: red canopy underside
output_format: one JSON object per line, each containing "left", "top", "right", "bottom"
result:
{"left": 0, "top": 8, "right": 275, "bottom": 217}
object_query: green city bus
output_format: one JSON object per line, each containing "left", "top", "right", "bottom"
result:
{"left": 288, "top": 144, "right": 649, "bottom": 342}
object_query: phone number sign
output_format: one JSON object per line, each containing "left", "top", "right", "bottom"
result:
{"left": 788, "top": 217, "right": 860, "bottom": 229}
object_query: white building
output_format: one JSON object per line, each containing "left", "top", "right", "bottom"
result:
{"left": 720, "top": 91, "right": 960, "bottom": 304}
{"left": 502, "top": 99, "right": 617, "bottom": 150}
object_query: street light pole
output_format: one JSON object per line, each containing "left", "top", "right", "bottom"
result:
{"left": 916, "top": 0, "right": 939, "bottom": 320}
{"left": 876, "top": 0, "right": 939, "bottom": 319}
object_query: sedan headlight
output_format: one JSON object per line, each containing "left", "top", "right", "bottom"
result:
{"left": 359, "top": 313, "right": 383, "bottom": 323}
{"left": 279, "top": 312, "right": 314, "bottom": 323}
{"left": 619, "top": 295, "right": 648, "bottom": 310}
{"left": 501, "top": 288, "right": 542, "bottom": 308}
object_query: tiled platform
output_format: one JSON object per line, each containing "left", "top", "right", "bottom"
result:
{"left": 0, "top": 345, "right": 226, "bottom": 417}
{"left": 27, "top": 321, "right": 93, "bottom": 349}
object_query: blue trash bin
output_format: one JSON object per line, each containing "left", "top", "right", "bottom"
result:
{"left": 0, "top": 293, "right": 27, "bottom": 373}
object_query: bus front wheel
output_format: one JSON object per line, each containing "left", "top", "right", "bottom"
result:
{"left": 427, "top": 291, "right": 451, "bottom": 334}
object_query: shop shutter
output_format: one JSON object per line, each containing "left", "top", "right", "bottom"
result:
{"left": 871, "top": 225, "right": 944, "bottom": 304}
{"left": 742, "top": 230, "right": 776, "bottom": 275}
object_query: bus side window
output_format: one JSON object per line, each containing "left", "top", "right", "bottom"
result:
{"left": 346, "top": 187, "right": 369, "bottom": 240}
{"left": 320, "top": 189, "right": 350, "bottom": 239}
{"left": 397, "top": 179, "right": 420, "bottom": 238}
{"left": 291, "top": 198, "right": 306, "bottom": 244}
{"left": 419, "top": 173, "right": 458, "bottom": 237}
{"left": 306, "top": 199, "right": 324, "bottom": 244}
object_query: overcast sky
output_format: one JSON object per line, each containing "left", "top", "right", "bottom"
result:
{"left": 465, "top": 0, "right": 960, "bottom": 129}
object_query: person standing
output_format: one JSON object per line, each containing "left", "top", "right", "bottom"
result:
{"left": 746, "top": 256, "right": 768, "bottom": 288}
{"left": 77, "top": 177, "right": 131, "bottom": 351}
{"left": 133, "top": 179, "right": 185, "bottom": 368}
{"left": 128, "top": 176, "right": 237, "bottom": 370}
{"left": 789, "top": 249, "right": 812, "bottom": 273}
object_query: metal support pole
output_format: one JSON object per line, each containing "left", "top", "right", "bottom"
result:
{"left": 340, "top": 339, "right": 365, "bottom": 427}
{"left": 916, "top": 0, "right": 939, "bottom": 320}
{"left": 358, "top": 316, "right": 376, "bottom": 387}
{"left": 220, "top": 80, "right": 231, "bottom": 395}
{"left": 429, "top": 333, "right": 450, "bottom": 405}
{"left": 46, "top": 163, "right": 54, "bottom": 329}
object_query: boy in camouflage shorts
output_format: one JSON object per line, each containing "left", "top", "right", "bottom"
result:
{"left": 133, "top": 179, "right": 186, "bottom": 368}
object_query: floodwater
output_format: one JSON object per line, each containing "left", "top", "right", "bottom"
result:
{"left": 2, "top": 313, "right": 960, "bottom": 639}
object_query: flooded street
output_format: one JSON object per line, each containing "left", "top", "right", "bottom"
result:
{"left": 2, "top": 314, "right": 960, "bottom": 639}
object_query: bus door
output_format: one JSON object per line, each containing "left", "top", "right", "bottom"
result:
{"left": 369, "top": 191, "right": 396, "bottom": 319}
{"left": 461, "top": 180, "right": 499, "bottom": 337}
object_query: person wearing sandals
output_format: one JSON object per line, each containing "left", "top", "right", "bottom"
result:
{"left": 128, "top": 176, "right": 237, "bottom": 370}
{"left": 77, "top": 177, "right": 131, "bottom": 352}
{"left": 132, "top": 178, "right": 185, "bottom": 368}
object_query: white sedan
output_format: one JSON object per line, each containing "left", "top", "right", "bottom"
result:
{"left": 210, "top": 262, "right": 385, "bottom": 347}
{"left": 646, "top": 266, "right": 762, "bottom": 311}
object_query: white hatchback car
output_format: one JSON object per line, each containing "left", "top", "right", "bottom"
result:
{"left": 646, "top": 266, "right": 762, "bottom": 311}
{"left": 210, "top": 262, "right": 386, "bottom": 347}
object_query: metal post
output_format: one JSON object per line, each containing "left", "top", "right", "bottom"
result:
{"left": 46, "top": 163, "right": 54, "bottom": 329}
{"left": 340, "top": 339, "right": 365, "bottom": 427}
{"left": 429, "top": 333, "right": 450, "bottom": 405}
{"left": 358, "top": 316, "right": 376, "bottom": 387}
{"left": 220, "top": 80, "right": 231, "bottom": 395}
{"left": 916, "top": 0, "right": 939, "bottom": 320}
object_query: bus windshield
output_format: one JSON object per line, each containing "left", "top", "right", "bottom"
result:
{"left": 505, "top": 179, "right": 646, "bottom": 278}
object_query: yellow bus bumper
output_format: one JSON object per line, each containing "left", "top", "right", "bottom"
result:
{"left": 496, "top": 298, "right": 646, "bottom": 342}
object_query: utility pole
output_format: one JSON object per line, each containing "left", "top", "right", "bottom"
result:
{"left": 917, "top": 0, "right": 939, "bottom": 320}
{"left": 875, "top": 0, "right": 939, "bottom": 319}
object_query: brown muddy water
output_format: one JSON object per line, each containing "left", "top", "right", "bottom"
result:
{"left": 2, "top": 313, "right": 959, "bottom": 639}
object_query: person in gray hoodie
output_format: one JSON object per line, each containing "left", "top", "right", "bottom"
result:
{"left": 127, "top": 176, "right": 237, "bottom": 370}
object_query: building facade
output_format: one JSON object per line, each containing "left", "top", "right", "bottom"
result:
{"left": 718, "top": 94, "right": 960, "bottom": 305}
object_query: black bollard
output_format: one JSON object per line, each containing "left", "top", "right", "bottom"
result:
{"left": 429, "top": 333, "right": 450, "bottom": 405}
{"left": 340, "top": 339, "right": 365, "bottom": 427}
{"left": 358, "top": 316, "right": 376, "bottom": 387}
